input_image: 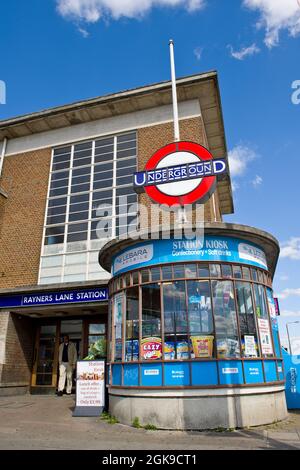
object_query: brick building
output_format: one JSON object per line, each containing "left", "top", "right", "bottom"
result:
{"left": 0, "top": 72, "right": 232, "bottom": 395}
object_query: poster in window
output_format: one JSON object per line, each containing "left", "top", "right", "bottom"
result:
{"left": 125, "top": 339, "right": 139, "bottom": 361}
{"left": 243, "top": 335, "right": 258, "bottom": 357}
{"left": 217, "top": 338, "right": 239, "bottom": 358}
{"left": 141, "top": 337, "right": 162, "bottom": 360}
{"left": 191, "top": 336, "right": 214, "bottom": 358}
{"left": 258, "top": 318, "right": 273, "bottom": 355}
{"left": 113, "top": 292, "right": 124, "bottom": 326}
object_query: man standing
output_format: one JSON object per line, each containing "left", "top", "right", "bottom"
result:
{"left": 57, "top": 335, "right": 77, "bottom": 396}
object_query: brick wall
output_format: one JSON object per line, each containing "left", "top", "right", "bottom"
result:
{"left": 0, "top": 312, "right": 34, "bottom": 387}
{"left": 0, "top": 149, "right": 51, "bottom": 289}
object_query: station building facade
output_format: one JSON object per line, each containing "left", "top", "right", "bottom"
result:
{"left": 0, "top": 72, "right": 287, "bottom": 429}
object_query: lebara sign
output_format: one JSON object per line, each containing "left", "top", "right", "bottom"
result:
{"left": 112, "top": 236, "right": 268, "bottom": 275}
{"left": 133, "top": 141, "right": 227, "bottom": 206}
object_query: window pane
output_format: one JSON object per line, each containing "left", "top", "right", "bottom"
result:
{"left": 163, "top": 281, "right": 188, "bottom": 360}
{"left": 212, "top": 280, "right": 240, "bottom": 358}
{"left": 257, "top": 270, "right": 264, "bottom": 284}
{"left": 45, "top": 226, "right": 65, "bottom": 237}
{"left": 141, "top": 284, "right": 161, "bottom": 339}
{"left": 89, "top": 324, "right": 106, "bottom": 334}
{"left": 53, "top": 146, "right": 71, "bottom": 157}
{"left": 151, "top": 267, "right": 160, "bottom": 282}
{"left": 185, "top": 264, "right": 197, "bottom": 278}
{"left": 67, "top": 232, "right": 87, "bottom": 243}
{"left": 210, "top": 264, "right": 221, "bottom": 278}
{"left": 49, "top": 187, "right": 68, "bottom": 197}
{"left": 48, "top": 197, "right": 67, "bottom": 208}
{"left": 117, "top": 132, "right": 136, "bottom": 143}
{"left": 233, "top": 265, "right": 242, "bottom": 279}
{"left": 254, "top": 284, "right": 268, "bottom": 319}
{"left": 162, "top": 265, "right": 172, "bottom": 280}
{"left": 242, "top": 266, "right": 251, "bottom": 280}
{"left": 141, "top": 269, "right": 149, "bottom": 283}
{"left": 173, "top": 264, "right": 185, "bottom": 278}
{"left": 163, "top": 281, "right": 187, "bottom": 334}
{"left": 187, "top": 281, "right": 213, "bottom": 335}
{"left": 141, "top": 284, "right": 162, "bottom": 361}
{"left": 221, "top": 264, "right": 232, "bottom": 279}
{"left": 125, "top": 288, "right": 139, "bottom": 362}
{"left": 235, "top": 282, "right": 259, "bottom": 357}
{"left": 95, "top": 137, "right": 114, "bottom": 147}
{"left": 198, "top": 264, "right": 209, "bottom": 278}
{"left": 45, "top": 235, "right": 64, "bottom": 245}
{"left": 70, "top": 193, "right": 89, "bottom": 205}
{"left": 132, "top": 271, "right": 139, "bottom": 285}
{"left": 47, "top": 214, "right": 66, "bottom": 226}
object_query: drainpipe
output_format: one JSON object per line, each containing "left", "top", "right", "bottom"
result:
{"left": 0, "top": 137, "right": 8, "bottom": 178}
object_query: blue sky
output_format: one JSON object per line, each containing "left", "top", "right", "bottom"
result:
{"left": 0, "top": 0, "right": 300, "bottom": 347}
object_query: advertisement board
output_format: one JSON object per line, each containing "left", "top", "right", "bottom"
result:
{"left": 258, "top": 319, "right": 273, "bottom": 355}
{"left": 73, "top": 360, "right": 105, "bottom": 417}
{"left": 112, "top": 236, "right": 268, "bottom": 275}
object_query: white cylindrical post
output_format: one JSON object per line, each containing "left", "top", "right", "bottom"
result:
{"left": 169, "top": 39, "right": 180, "bottom": 142}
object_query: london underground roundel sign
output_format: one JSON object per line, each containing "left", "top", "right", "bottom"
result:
{"left": 133, "top": 141, "right": 227, "bottom": 206}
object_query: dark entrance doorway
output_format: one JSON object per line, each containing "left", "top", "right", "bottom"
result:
{"left": 31, "top": 316, "right": 107, "bottom": 394}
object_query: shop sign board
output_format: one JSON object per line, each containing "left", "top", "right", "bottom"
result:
{"left": 73, "top": 360, "right": 105, "bottom": 417}
{"left": 133, "top": 141, "right": 227, "bottom": 206}
{"left": 0, "top": 287, "right": 108, "bottom": 309}
{"left": 112, "top": 236, "right": 268, "bottom": 275}
{"left": 258, "top": 319, "right": 273, "bottom": 355}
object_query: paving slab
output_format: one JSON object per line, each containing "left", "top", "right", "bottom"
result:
{"left": 0, "top": 395, "right": 299, "bottom": 450}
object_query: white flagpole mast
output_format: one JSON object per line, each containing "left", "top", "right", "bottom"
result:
{"left": 169, "top": 39, "right": 180, "bottom": 142}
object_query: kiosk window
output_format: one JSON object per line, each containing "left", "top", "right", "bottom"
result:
{"left": 235, "top": 282, "right": 259, "bottom": 357}
{"left": 163, "top": 281, "right": 189, "bottom": 360}
{"left": 141, "top": 284, "right": 161, "bottom": 360}
{"left": 212, "top": 280, "right": 240, "bottom": 358}
{"left": 125, "top": 287, "right": 139, "bottom": 362}
{"left": 187, "top": 280, "right": 214, "bottom": 359}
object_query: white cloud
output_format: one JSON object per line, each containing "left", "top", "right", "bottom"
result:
{"left": 194, "top": 46, "right": 203, "bottom": 61}
{"left": 280, "top": 310, "right": 300, "bottom": 318}
{"left": 281, "top": 237, "right": 300, "bottom": 260}
{"left": 228, "top": 145, "right": 257, "bottom": 177}
{"left": 279, "top": 274, "right": 289, "bottom": 281}
{"left": 231, "top": 181, "right": 240, "bottom": 193}
{"left": 228, "top": 43, "right": 260, "bottom": 60}
{"left": 276, "top": 288, "right": 300, "bottom": 300}
{"left": 252, "top": 174, "right": 263, "bottom": 187}
{"left": 243, "top": 0, "right": 300, "bottom": 48}
{"left": 56, "top": 0, "right": 206, "bottom": 23}
{"left": 78, "top": 26, "right": 90, "bottom": 37}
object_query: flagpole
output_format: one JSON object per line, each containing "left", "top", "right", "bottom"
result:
{"left": 169, "top": 39, "right": 180, "bottom": 142}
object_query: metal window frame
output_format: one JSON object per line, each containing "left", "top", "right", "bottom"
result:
{"left": 39, "top": 131, "right": 138, "bottom": 285}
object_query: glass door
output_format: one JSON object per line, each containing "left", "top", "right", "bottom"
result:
{"left": 32, "top": 324, "right": 59, "bottom": 387}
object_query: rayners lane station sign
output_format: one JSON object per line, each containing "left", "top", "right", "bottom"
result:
{"left": 133, "top": 141, "right": 227, "bottom": 206}
{"left": 0, "top": 287, "right": 108, "bottom": 309}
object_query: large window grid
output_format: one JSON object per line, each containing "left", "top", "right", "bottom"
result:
{"left": 39, "top": 132, "right": 138, "bottom": 285}
{"left": 109, "top": 262, "right": 278, "bottom": 363}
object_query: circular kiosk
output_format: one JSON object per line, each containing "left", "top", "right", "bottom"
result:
{"left": 99, "top": 223, "right": 288, "bottom": 430}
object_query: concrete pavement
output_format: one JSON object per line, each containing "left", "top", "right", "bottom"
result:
{"left": 0, "top": 395, "right": 299, "bottom": 450}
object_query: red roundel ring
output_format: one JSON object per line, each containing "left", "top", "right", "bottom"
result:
{"left": 144, "top": 141, "right": 216, "bottom": 206}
